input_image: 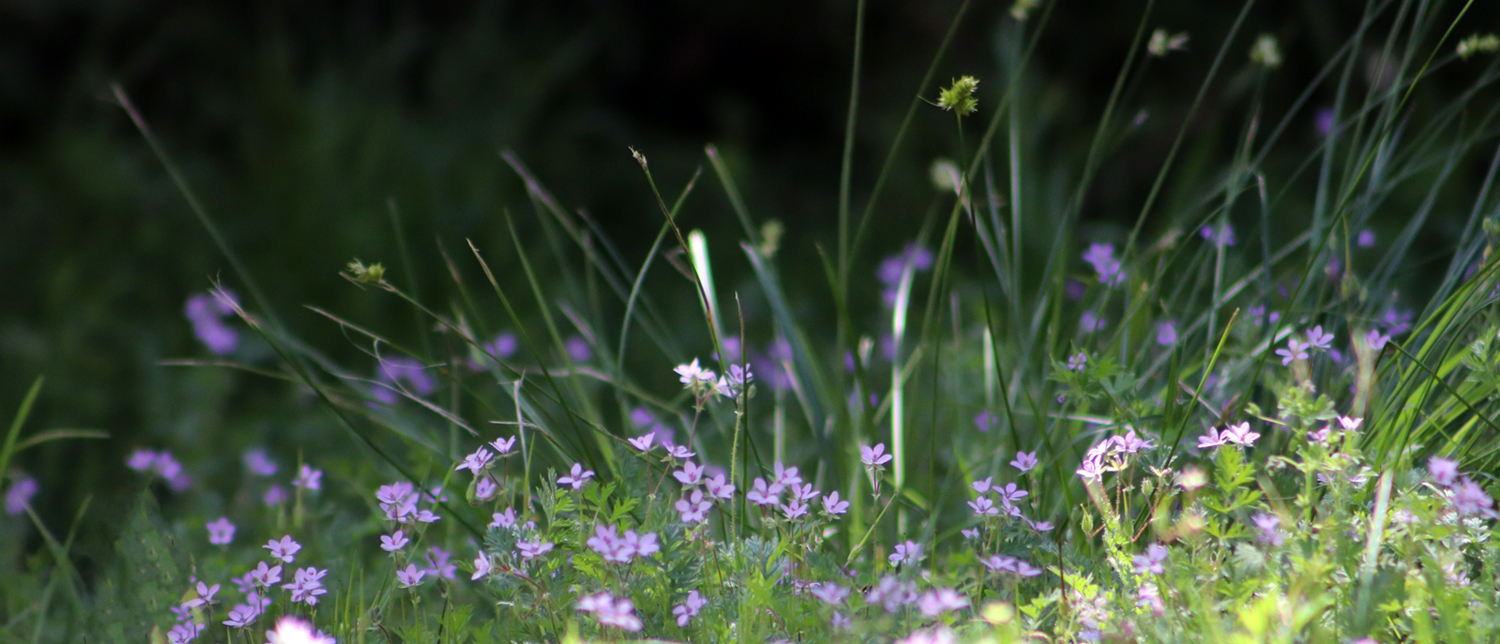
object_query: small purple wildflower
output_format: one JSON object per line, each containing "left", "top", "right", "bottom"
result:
{"left": 810, "top": 582, "right": 850, "bottom": 606}
{"left": 380, "top": 530, "right": 408, "bottom": 552}
{"left": 888, "top": 540, "right": 925, "bottom": 567}
{"left": 627, "top": 434, "right": 655, "bottom": 452}
{"left": 282, "top": 567, "right": 328, "bottom": 605}
{"left": 1358, "top": 229, "right": 1376, "bottom": 247}
{"left": 861, "top": 443, "right": 893, "bottom": 467}
{"left": 916, "top": 588, "right": 968, "bottom": 618}
{"left": 1429, "top": 457, "right": 1460, "bottom": 488}
{"left": 1067, "top": 352, "right": 1087, "bottom": 371}
{"left": 372, "top": 356, "right": 435, "bottom": 405}
{"left": 5, "top": 477, "right": 37, "bottom": 515}
{"left": 1365, "top": 329, "right": 1391, "bottom": 351}
{"left": 1011, "top": 451, "right": 1039, "bottom": 472}
{"left": 822, "top": 491, "right": 850, "bottom": 515}
{"left": 1251, "top": 513, "right": 1285, "bottom": 546}
{"left": 672, "top": 590, "right": 707, "bottom": 627}
{"left": 704, "top": 473, "right": 736, "bottom": 500}
{"left": 425, "top": 547, "right": 457, "bottom": 579}
{"left": 1132, "top": 543, "right": 1169, "bottom": 575}
{"left": 1156, "top": 321, "right": 1178, "bottom": 346}
{"left": 565, "top": 336, "right": 592, "bottom": 362}
{"left": 1079, "top": 311, "right": 1106, "bottom": 334}
{"left": 968, "top": 496, "right": 1000, "bottom": 516}
{"left": 746, "top": 478, "right": 779, "bottom": 506}
{"left": 184, "top": 289, "right": 240, "bottom": 355}
{"left": 1221, "top": 421, "right": 1260, "bottom": 447}
{"left": 676, "top": 489, "right": 711, "bottom": 523}
{"left": 516, "top": 538, "right": 554, "bottom": 560}
{"left": 1198, "top": 427, "right": 1227, "bottom": 450}
{"left": 456, "top": 447, "right": 494, "bottom": 475}
{"left": 1082, "top": 243, "right": 1125, "bottom": 287}
{"left": 490, "top": 436, "right": 518, "bottom": 456}
{"left": 577, "top": 592, "right": 643, "bottom": 632}
{"left": 1305, "top": 325, "right": 1334, "bottom": 351}
{"left": 484, "top": 332, "right": 517, "bottom": 360}
{"left": 1452, "top": 477, "right": 1496, "bottom": 517}
{"left": 673, "top": 461, "right": 706, "bottom": 486}
{"left": 1276, "top": 338, "right": 1310, "bottom": 365}
{"left": 475, "top": 477, "right": 498, "bottom": 501}
{"left": 974, "top": 410, "right": 995, "bottom": 433}
{"left": 397, "top": 564, "right": 426, "bottom": 588}
{"left": 557, "top": 462, "right": 595, "bottom": 490}
{"left": 470, "top": 553, "right": 494, "bottom": 580}
{"left": 264, "top": 535, "right": 301, "bottom": 563}
{"left": 292, "top": 465, "right": 322, "bottom": 491}
{"left": 243, "top": 449, "right": 278, "bottom": 476}
{"left": 206, "top": 517, "right": 236, "bottom": 545}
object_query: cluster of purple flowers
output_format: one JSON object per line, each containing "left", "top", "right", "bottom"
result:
{"left": 577, "top": 591, "right": 643, "bottom": 631}
{"left": 674, "top": 357, "right": 754, "bottom": 403}
{"left": 1251, "top": 513, "right": 1286, "bottom": 546}
{"left": 1199, "top": 223, "right": 1236, "bottom": 247}
{"left": 1082, "top": 243, "right": 1125, "bottom": 287}
{"left": 1075, "top": 430, "right": 1155, "bottom": 481}
{"left": 1428, "top": 456, "right": 1497, "bottom": 518}
{"left": 127, "top": 448, "right": 191, "bottom": 491}
{"left": 455, "top": 435, "right": 519, "bottom": 500}
{"left": 374, "top": 481, "right": 443, "bottom": 525}
{"left": 1197, "top": 422, "right": 1261, "bottom": 450}
{"left": 966, "top": 474, "right": 1050, "bottom": 532}
{"left": 1131, "top": 543, "right": 1169, "bottom": 575}
{"left": 978, "top": 554, "right": 1043, "bottom": 577}
{"left": 184, "top": 288, "right": 239, "bottom": 355}
{"left": 585, "top": 524, "right": 660, "bottom": 563}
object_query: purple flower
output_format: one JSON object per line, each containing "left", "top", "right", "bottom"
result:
{"left": 281, "top": 567, "right": 328, "bottom": 606}
{"left": 490, "top": 507, "right": 518, "bottom": 529}
{"left": 996, "top": 482, "right": 1029, "bottom": 503}
{"left": 1082, "top": 243, "right": 1125, "bottom": 287}
{"left": 1452, "top": 477, "right": 1496, "bottom": 517}
{"left": 1198, "top": 427, "right": 1228, "bottom": 450}
{"left": 974, "top": 410, "right": 995, "bottom": 433}
{"left": 376, "top": 481, "right": 419, "bottom": 521}
{"left": 1365, "top": 329, "right": 1391, "bottom": 351}
{"left": 676, "top": 489, "right": 711, "bottom": 523}
{"left": 5, "top": 477, "right": 37, "bottom": 515}
{"left": 167, "top": 621, "right": 204, "bottom": 644}
{"left": 1357, "top": 229, "right": 1375, "bottom": 247}
{"left": 1010, "top": 451, "right": 1039, "bottom": 472}
{"left": 490, "top": 436, "right": 518, "bottom": 457}
{"left": 424, "top": 547, "right": 457, "bottom": 579}
{"left": 397, "top": 564, "right": 426, "bottom": 588}
{"left": 1156, "top": 320, "right": 1178, "bottom": 346}
{"left": 243, "top": 449, "right": 278, "bottom": 476}
{"left": 557, "top": 462, "right": 595, "bottom": 490}
{"left": 470, "top": 553, "right": 494, "bottom": 580}
{"left": 746, "top": 478, "right": 779, "bottom": 506}
{"left": 1429, "top": 456, "right": 1460, "bottom": 487}
{"left": 822, "top": 491, "right": 850, "bottom": 515}
{"left": 773, "top": 462, "right": 803, "bottom": 489}
{"left": 1132, "top": 543, "right": 1169, "bottom": 575}
{"left": 861, "top": 443, "right": 893, "bottom": 467}
{"left": 475, "top": 477, "right": 498, "bottom": 501}
{"left": 263, "top": 484, "right": 288, "bottom": 507}
{"left": 972, "top": 476, "right": 994, "bottom": 495}
{"left": 184, "top": 289, "right": 240, "bottom": 355}
{"left": 206, "top": 517, "right": 236, "bottom": 545}
{"left": 1252, "top": 513, "right": 1285, "bottom": 546}
{"left": 457, "top": 447, "right": 494, "bottom": 475}
{"left": 981, "top": 554, "right": 1018, "bottom": 573}
{"left": 182, "top": 581, "right": 220, "bottom": 608}
{"left": 1221, "top": 422, "right": 1260, "bottom": 447}
{"left": 1305, "top": 325, "right": 1334, "bottom": 351}
{"left": 1067, "top": 352, "right": 1087, "bottom": 371}
{"left": 127, "top": 449, "right": 158, "bottom": 471}
{"left": 264, "top": 535, "right": 302, "bottom": 563}
{"left": 372, "top": 356, "right": 436, "bottom": 405}
{"left": 704, "top": 473, "right": 736, "bottom": 500}
{"left": 577, "top": 592, "right": 643, "bottom": 632}
{"left": 292, "top": 465, "right": 322, "bottom": 491}
{"left": 672, "top": 590, "right": 708, "bottom": 627}
{"left": 961, "top": 527, "right": 980, "bottom": 540}
{"left": 810, "top": 583, "right": 850, "bottom": 606}
{"left": 1276, "top": 338, "right": 1310, "bottom": 365}
{"left": 1079, "top": 311, "right": 1107, "bottom": 334}
{"left": 249, "top": 561, "right": 283, "bottom": 588}
{"left": 780, "top": 499, "right": 810, "bottom": 520}
{"left": 673, "top": 461, "right": 706, "bottom": 486}
{"left": 888, "top": 540, "right": 924, "bottom": 566}
{"left": 665, "top": 443, "right": 695, "bottom": 459}
{"left": 381, "top": 530, "right": 409, "bottom": 552}
{"left": 223, "top": 598, "right": 262, "bottom": 628}
{"left": 1198, "top": 224, "right": 1236, "bottom": 248}
{"left": 866, "top": 575, "right": 918, "bottom": 613}
{"left": 916, "top": 587, "right": 968, "bottom": 618}
{"left": 565, "top": 336, "right": 592, "bottom": 362}
{"left": 968, "top": 496, "right": 999, "bottom": 517}
{"left": 627, "top": 434, "right": 655, "bottom": 452}
{"left": 517, "top": 538, "right": 554, "bottom": 560}
{"left": 484, "top": 333, "right": 517, "bottom": 360}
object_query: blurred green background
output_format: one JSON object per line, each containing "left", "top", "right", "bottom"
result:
{"left": 1, "top": 0, "right": 1493, "bottom": 568}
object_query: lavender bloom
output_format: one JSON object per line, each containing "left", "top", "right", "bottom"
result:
{"left": 673, "top": 461, "right": 706, "bottom": 486}
{"left": 380, "top": 530, "right": 409, "bottom": 552}
{"left": 1082, "top": 243, "right": 1125, "bottom": 287}
{"left": 206, "top": 517, "right": 236, "bottom": 545}
{"left": 746, "top": 478, "right": 779, "bottom": 506}
{"left": 1198, "top": 427, "right": 1227, "bottom": 450}
{"left": 1251, "top": 513, "right": 1285, "bottom": 546}
{"left": 665, "top": 443, "right": 695, "bottom": 459}
{"left": 565, "top": 335, "right": 592, "bottom": 362}
{"left": 972, "top": 477, "right": 994, "bottom": 494}
{"left": 996, "top": 482, "right": 1029, "bottom": 503}
{"left": 627, "top": 434, "right": 655, "bottom": 452}
{"left": 249, "top": 561, "right": 283, "bottom": 588}
{"left": 1452, "top": 478, "right": 1496, "bottom": 517}
{"left": 282, "top": 567, "right": 328, "bottom": 605}
{"left": 780, "top": 499, "right": 810, "bottom": 520}
{"left": 397, "top": 564, "right": 426, "bottom": 588}
{"left": 166, "top": 621, "right": 204, "bottom": 644}
{"left": 557, "top": 462, "right": 595, "bottom": 490}
{"left": 1067, "top": 352, "right": 1087, "bottom": 371}
{"left": 372, "top": 356, "right": 436, "bottom": 405}
{"left": 1221, "top": 422, "right": 1261, "bottom": 447}
{"left": 822, "top": 491, "right": 850, "bottom": 515}
{"left": 262, "top": 484, "right": 288, "bottom": 507}
{"left": 182, "top": 581, "right": 220, "bottom": 608}
{"left": 888, "top": 540, "right": 925, "bottom": 566}
{"left": 243, "top": 449, "right": 278, "bottom": 476}
{"left": 127, "top": 449, "right": 158, "bottom": 471}
{"left": 475, "top": 477, "right": 498, "bottom": 501}
{"left": 1365, "top": 329, "right": 1391, "bottom": 351}
{"left": 293, "top": 465, "right": 322, "bottom": 491}
{"left": 1357, "top": 229, "right": 1376, "bottom": 247}
{"left": 490, "top": 436, "right": 518, "bottom": 456}
{"left": 577, "top": 592, "right": 643, "bottom": 632}
{"left": 1276, "top": 338, "right": 1310, "bottom": 365}
{"left": 968, "top": 496, "right": 1000, "bottom": 517}
{"left": 5, "top": 477, "right": 37, "bottom": 515}
{"left": 1132, "top": 543, "right": 1169, "bottom": 575}
{"left": 490, "top": 507, "right": 518, "bottom": 529}
{"left": 672, "top": 590, "right": 707, "bottom": 627}
{"left": 223, "top": 601, "right": 260, "bottom": 628}
{"left": 773, "top": 462, "right": 803, "bottom": 489}
{"left": 974, "top": 410, "right": 995, "bottom": 433}
{"left": 704, "top": 473, "right": 736, "bottom": 500}
{"left": 484, "top": 333, "right": 517, "bottom": 360}
{"left": 861, "top": 443, "right": 893, "bottom": 467}
{"left": 676, "top": 489, "right": 711, "bottom": 523}
{"left": 264, "top": 535, "right": 302, "bottom": 563}
{"left": 1429, "top": 457, "right": 1460, "bottom": 487}
{"left": 1156, "top": 321, "right": 1178, "bottom": 346}
{"left": 1249, "top": 305, "right": 1282, "bottom": 326}
{"left": 1079, "top": 311, "right": 1106, "bottom": 334}
{"left": 866, "top": 575, "right": 919, "bottom": 613}
{"left": 810, "top": 583, "right": 850, "bottom": 606}
{"left": 470, "top": 553, "right": 494, "bottom": 580}
{"left": 1199, "top": 224, "right": 1236, "bottom": 247}
{"left": 916, "top": 588, "right": 968, "bottom": 618}
{"left": 516, "top": 538, "right": 554, "bottom": 560}
{"left": 1381, "top": 309, "right": 1413, "bottom": 335}
{"left": 425, "top": 547, "right": 457, "bottom": 579}
{"left": 184, "top": 288, "right": 240, "bottom": 355}
{"left": 376, "top": 482, "right": 419, "bottom": 522}
{"left": 1011, "top": 451, "right": 1039, "bottom": 472}
{"left": 1305, "top": 325, "right": 1334, "bottom": 351}
{"left": 456, "top": 447, "right": 494, "bottom": 475}
{"left": 586, "top": 524, "right": 659, "bottom": 563}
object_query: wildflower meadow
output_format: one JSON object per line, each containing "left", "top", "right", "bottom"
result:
{"left": 6, "top": 2, "right": 1500, "bottom": 643}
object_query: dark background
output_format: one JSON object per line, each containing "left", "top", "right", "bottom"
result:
{"left": 1, "top": 0, "right": 1494, "bottom": 558}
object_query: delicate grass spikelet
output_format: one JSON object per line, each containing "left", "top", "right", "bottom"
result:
{"left": 1457, "top": 33, "right": 1499, "bottom": 60}
{"left": 1250, "top": 34, "right": 1283, "bottom": 68}
{"left": 1148, "top": 29, "right": 1189, "bottom": 57}
{"left": 345, "top": 259, "right": 386, "bottom": 284}
{"left": 936, "top": 76, "right": 980, "bottom": 117}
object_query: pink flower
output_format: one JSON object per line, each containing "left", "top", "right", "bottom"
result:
{"left": 264, "top": 535, "right": 301, "bottom": 563}
{"left": 206, "top": 517, "right": 235, "bottom": 545}
{"left": 861, "top": 443, "right": 893, "bottom": 467}
{"left": 380, "top": 530, "right": 409, "bottom": 552}
{"left": 557, "top": 462, "right": 595, "bottom": 490}
{"left": 822, "top": 491, "right": 850, "bottom": 515}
